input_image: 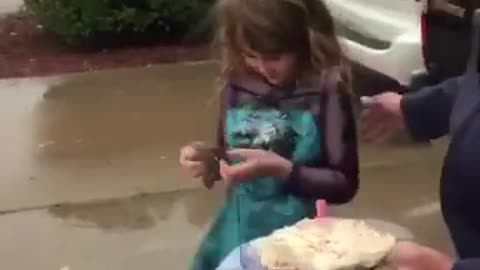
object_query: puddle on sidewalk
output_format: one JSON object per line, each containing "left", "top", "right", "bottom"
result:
{"left": 49, "top": 188, "right": 224, "bottom": 231}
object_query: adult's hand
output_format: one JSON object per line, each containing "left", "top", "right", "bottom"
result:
{"left": 381, "top": 242, "right": 453, "bottom": 270}
{"left": 361, "top": 92, "right": 405, "bottom": 144}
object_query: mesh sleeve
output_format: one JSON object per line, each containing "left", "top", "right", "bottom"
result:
{"left": 287, "top": 80, "right": 359, "bottom": 204}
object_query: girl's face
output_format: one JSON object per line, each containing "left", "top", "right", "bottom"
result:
{"left": 241, "top": 44, "right": 299, "bottom": 87}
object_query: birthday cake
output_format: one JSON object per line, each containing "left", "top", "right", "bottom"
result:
{"left": 255, "top": 218, "right": 396, "bottom": 270}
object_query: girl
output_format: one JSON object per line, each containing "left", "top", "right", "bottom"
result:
{"left": 179, "top": 0, "right": 359, "bottom": 268}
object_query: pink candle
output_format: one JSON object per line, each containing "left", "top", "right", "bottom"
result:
{"left": 316, "top": 199, "right": 328, "bottom": 218}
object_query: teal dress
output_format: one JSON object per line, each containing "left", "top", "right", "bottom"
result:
{"left": 190, "top": 74, "right": 358, "bottom": 269}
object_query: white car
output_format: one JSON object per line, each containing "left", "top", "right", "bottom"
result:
{"left": 324, "top": 0, "right": 472, "bottom": 92}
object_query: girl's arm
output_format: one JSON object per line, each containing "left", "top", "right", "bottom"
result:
{"left": 287, "top": 82, "right": 359, "bottom": 204}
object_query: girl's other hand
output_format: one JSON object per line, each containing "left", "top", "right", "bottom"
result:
{"left": 179, "top": 142, "right": 209, "bottom": 179}
{"left": 220, "top": 148, "right": 293, "bottom": 183}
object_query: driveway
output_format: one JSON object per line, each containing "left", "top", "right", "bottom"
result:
{"left": 0, "top": 62, "right": 454, "bottom": 269}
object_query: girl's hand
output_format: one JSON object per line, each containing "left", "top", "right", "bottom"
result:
{"left": 179, "top": 143, "right": 208, "bottom": 179}
{"left": 220, "top": 148, "right": 293, "bottom": 183}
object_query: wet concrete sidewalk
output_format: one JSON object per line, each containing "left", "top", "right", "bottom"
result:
{"left": 0, "top": 62, "right": 454, "bottom": 270}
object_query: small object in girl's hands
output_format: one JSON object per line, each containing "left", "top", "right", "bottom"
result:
{"left": 212, "top": 147, "right": 230, "bottom": 162}
{"left": 187, "top": 142, "right": 225, "bottom": 189}
{"left": 316, "top": 199, "right": 328, "bottom": 218}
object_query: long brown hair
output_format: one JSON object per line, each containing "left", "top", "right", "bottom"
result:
{"left": 214, "top": 0, "right": 351, "bottom": 91}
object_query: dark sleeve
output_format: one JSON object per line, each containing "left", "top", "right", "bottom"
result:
{"left": 217, "top": 90, "right": 226, "bottom": 150}
{"left": 453, "top": 259, "right": 480, "bottom": 270}
{"left": 217, "top": 104, "right": 225, "bottom": 152}
{"left": 287, "top": 83, "right": 359, "bottom": 204}
{"left": 401, "top": 76, "right": 462, "bottom": 140}
{"left": 209, "top": 90, "right": 226, "bottom": 183}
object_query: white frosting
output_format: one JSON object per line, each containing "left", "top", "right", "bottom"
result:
{"left": 257, "top": 218, "right": 396, "bottom": 270}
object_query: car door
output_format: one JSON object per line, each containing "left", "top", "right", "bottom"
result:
{"left": 324, "top": 0, "right": 427, "bottom": 86}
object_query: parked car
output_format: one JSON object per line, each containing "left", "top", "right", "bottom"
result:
{"left": 324, "top": 0, "right": 476, "bottom": 94}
